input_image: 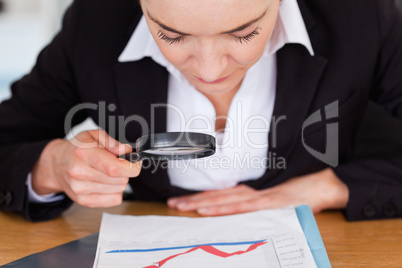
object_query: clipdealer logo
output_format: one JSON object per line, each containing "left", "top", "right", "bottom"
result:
{"left": 301, "top": 101, "right": 339, "bottom": 167}
{"left": 63, "top": 100, "right": 339, "bottom": 169}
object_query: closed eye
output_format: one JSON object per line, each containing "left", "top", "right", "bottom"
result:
{"left": 232, "top": 27, "right": 261, "bottom": 44}
{"left": 157, "top": 30, "right": 183, "bottom": 45}
{"left": 157, "top": 27, "right": 262, "bottom": 45}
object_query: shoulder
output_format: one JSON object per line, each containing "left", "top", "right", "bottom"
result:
{"left": 298, "top": 0, "right": 401, "bottom": 32}
{"left": 63, "top": 0, "right": 143, "bottom": 66}
{"left": 297, "top": 0, "right": 402, "bottom": 57}
{"left": 66, "top": 0, "right": 142, "bottom": 32}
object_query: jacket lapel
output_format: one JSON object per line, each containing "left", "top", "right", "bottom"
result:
{"left": 268, "top": 0, "right": 328, "bottom": 165}
{"left": 269, "top": 45, "right": 328, "bottom": 165}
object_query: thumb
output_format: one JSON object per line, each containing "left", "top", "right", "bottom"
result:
{"left": 89, "top": 129, "right": 133, "bottom": 156}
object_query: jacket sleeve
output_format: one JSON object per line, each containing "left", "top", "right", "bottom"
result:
{"left": 333, "top": 0, "right": 402, "bottom": 221}
{"left": 0, "top": 0, "right": 86, "bottom": 221}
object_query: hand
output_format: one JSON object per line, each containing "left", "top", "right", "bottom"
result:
{"left": 31, "top": 129, "right": 141, "bottom": 208}
{"left": 167, "top": 168, "right": 349, "bottom": 216}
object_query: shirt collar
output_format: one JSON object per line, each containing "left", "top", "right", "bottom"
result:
{"left": 118, "top": 0, "right": 314, "bottom": 64}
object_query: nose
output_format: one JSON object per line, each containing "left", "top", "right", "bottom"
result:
{"left": 193, "top": 39, "right": 228, "bottom": 82}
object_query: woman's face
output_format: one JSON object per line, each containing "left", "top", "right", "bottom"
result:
{"left": 140, "top": 0, "right": 279, "bottom": 95}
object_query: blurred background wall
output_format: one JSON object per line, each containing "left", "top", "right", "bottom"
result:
{"left": 0, "top": 0, "right": 98, "bottom": 137}
{"left": 0, "top": 0, "right": 73, "bottom": 101}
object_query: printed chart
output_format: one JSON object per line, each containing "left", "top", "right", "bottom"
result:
{"left": 93, "top": 209, "right": 317, "bottom": 268}
{"left": 104, "top": 239, "right": 281, "bottom": 268}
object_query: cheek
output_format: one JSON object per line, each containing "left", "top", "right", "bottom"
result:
{"left": 229, "top": 45, "right": 264, "bottom": 66}
{"left": 158, "top": 42, "right": 267, "bottom": 71}
{"left": 148, "top": 25, "right": 190, "bottom": 68}
{"left": 229, "top": 33, "right": 272, "bottom": 66}
{"left": 231, "top": 12, "right": 279, "bottom": 66}
{"left": 158, "top": 45, "right": 189, "bottom": 66}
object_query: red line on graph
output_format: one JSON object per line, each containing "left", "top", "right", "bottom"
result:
{"left": 143, "top": 241, "right": 267, "bottom": 268}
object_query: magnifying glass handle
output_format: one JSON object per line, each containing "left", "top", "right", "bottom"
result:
{"left": 118, "top": 152, "right": 142, "bottom": 163}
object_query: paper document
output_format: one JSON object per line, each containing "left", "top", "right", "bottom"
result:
{"left": 93, "top": 207, "right": 317, "bottom": 268}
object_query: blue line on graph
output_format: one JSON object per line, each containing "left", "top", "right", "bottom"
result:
{"left": 106, "top": 239, "right": 267, "bottom": 254}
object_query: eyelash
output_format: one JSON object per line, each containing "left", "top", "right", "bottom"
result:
{"left": 157, "top": 27, "right": 261, "bottom": 45}
{"left": 234, "top": 27, "right": 262, "bottom": 44}
{"left": 157, "top": 30, "right": 184, "bottom": 45}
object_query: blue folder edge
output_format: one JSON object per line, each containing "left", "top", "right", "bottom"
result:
{"left": 2, "top": 205, "right": 331, "bottom": 268}
{"left": 296, "top": 205, "right": 332, "bottom": 268}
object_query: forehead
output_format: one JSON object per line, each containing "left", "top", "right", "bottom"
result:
{"left": 143, "top": 0, "right": 270, "bottom": 35}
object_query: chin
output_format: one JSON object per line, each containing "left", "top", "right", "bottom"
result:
{"left": 191, "top": 77, "right": 242, "bottom": 95}
{"left": 193, "top": 83, "right": 236, "bottom": 95}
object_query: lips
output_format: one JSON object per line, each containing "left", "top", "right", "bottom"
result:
{"left": 196, "top": 75, "right": 230, "bottom": 84}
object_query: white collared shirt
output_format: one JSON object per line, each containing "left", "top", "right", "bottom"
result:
{"left": 118, "top": 0, "right": 314, "bottom": 191}
{"left": 28, "top": 0, "right": 315, "bottom": 201}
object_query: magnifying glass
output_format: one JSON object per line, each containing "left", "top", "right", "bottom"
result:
{"left": 119, "top": 132, "right": 216, "bottom": 162}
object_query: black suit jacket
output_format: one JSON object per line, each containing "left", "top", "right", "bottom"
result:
{"left": 0, "top": 0, "right": 401, "bottom": 221}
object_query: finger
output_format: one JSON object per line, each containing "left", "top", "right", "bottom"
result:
{"left": 110, "top": 143, "right": 133, "bottom": 157}
{"left": 67, "top": 163, "right": 129, "bottom": 185}
{"left": 75, "top": 193, "right": 123, "bottom": 208}
{"left": 77, "top": 146, "right": 141, "bottom": 178}
{"left": 197, "top": 197, "right": 270, "bottom": 216}
{"left": 168, "top": 185, "right": 255, "bottom": 211}
{"left": 68, "top": 179, "right": 128, "bottom": 195}
{"left": 174, "top": 193, "right": 255, "bottom": 212}
{"left": 169, "top": 186, "right": 256, "bottom": 212}
{"left": 89, "top": 129, "right": 133, "bottom": 156}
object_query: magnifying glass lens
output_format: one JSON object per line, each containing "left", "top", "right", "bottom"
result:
{"left": 119, "top": 132, "right": 216, "bottom": 162}
{"left": 144, "top": 147, "right": 205, "bottom": 155}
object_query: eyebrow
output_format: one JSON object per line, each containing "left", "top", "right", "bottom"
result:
{"left": 146, "top": 8, "right": 268, "bottom": 36}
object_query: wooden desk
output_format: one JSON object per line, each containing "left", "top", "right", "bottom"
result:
{"left": 1, "top": 202, "right": 401, "bottom": 267}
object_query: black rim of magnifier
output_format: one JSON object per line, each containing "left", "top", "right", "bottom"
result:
{"left": 121, "top": 132, "right": 216, "bottom": 162}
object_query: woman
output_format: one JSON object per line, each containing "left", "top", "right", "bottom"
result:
{"left": 0, "top": 0, "right": 401, "bottom": 221}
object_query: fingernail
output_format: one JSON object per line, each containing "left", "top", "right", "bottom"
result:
{"left": 177, "top": 202, "right": 188, "bottom": 210}
{"left": 168, "top": 198, "right": 178, "bottom": 207}
{"left": 116, "top": 144, "right": 129, "bottom": 155}
{"left": 123, "top": 144, "right": 132, "bottom": 151}
{"left": 197, "top": 208, "right": 209, "bottom": 215}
